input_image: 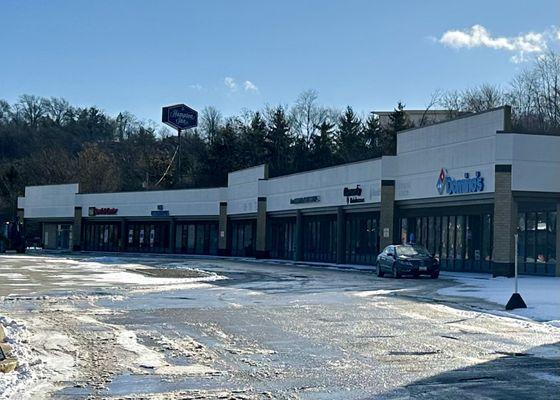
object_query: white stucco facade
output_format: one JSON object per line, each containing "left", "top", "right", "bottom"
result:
{"left": 17, "top": 107, "right": 560, "bottom": 220}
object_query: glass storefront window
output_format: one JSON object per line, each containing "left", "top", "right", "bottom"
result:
{"left": 482, "top": 214, "right": 492, "bottom": 261}
{"left": 456, "top": 216, "right": 464, "bottom": 260}
{"left": 536, "top": 212, "right": 547, "bottom": 263}
{"left": 401, "top": 219, "right": 408, "bottom": 244}
{"left": 428, "top": 216, "right": 435, "bottom": 255}
{"left": 548, "top": 211, "right": 557, "bottom": 264}
{"left": 434, "top": 217, "right": 441, "bottom": 258}
{"left": 526, "top": 212, "right": 536, "bottom": 263}
{"left": 441, "top": 216, "right": 448, "bottom": 259}
{"left": 448, "top": 216, "right": 456, "bottom": 259}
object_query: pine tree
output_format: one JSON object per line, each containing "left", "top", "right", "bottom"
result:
{"left": 241, "top": 112, "right": 267, "bottom": 167}
{"left": 336, "top": 106, "right": 363, "bottom": 162}
{"left": 310, "top": 120, "right": 338, "bottom": 168}
{"left": 381, "top": 102, "right": 413, "bottom": 155}
{"left": 363, "top": 112, "right": 382, "bottom": 158}
{"left": 265, "top": 106, "right": 293, "bottom": 176}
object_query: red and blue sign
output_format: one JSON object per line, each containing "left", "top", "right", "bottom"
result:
{"left": 437, "top": 168, "right": 484, "bottom": 195}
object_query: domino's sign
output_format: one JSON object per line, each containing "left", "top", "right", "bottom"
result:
{"left": 437, "top": 168, "right": 484, "bottom": 195}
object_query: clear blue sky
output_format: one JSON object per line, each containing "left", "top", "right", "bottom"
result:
{"left": 1, "top": 0, "right": 558, "bottom": 126}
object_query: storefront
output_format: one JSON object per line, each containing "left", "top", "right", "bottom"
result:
{"left": 345, "top": 212, "right": 379, "bottom": 265}
{"left": 517, "top": 202, "right": 557, "bottom": 276}
{"left": 398, "top": 206, "right": 494, "bottom": 273}
{"left": 83, "top": 221, "right": 121, "bottom": 252}
{"left": 17, "top": 108, "right": 560, "bottom": 276}
{"left": 302, "top": 214, "right": 337, "bottom": 263}
{"left": 42, "top": 222, "right": 73, "bottom": 250}
{"left": 125, "top": 221, "right": 170, "bottom": 253}
{"left": 268, "top": 217, "right": 296, "bottom": 260}
{"left": 175, "top": 221, "right": 219, "bottom": 255}
{"left": 230, "top": 219, "right": 256, "bottom": 257}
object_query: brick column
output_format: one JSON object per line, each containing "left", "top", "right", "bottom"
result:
{"left": 218, "top": 202, "right": 229, "bottom": 256}
{"left": 119, "top": 220, "right": 127, "bottom": 252}
{"left": 72, "top": 207, "right": 82, "bottom": 251}
{"left": 295, "top": 210, "right": 303, "bottom": 261}
{"left": 380, "top": 180, "right": 396, "bottom": 250}
{"left": 256, "top": 197, "right": 268, "bottom": 258}
{"left": 492, "top": 165, "right": 516, "bottom": 277}
{"left": 556, "top": 202, "right": 560, "bottom": 277}
{"left": 336, "top": 207, "right": 345, "bottom": 264}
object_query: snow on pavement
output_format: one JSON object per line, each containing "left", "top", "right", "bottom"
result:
{"left": 439, "top": 272, "right": 560, "bottom": 326}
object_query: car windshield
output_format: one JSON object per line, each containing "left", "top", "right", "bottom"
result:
{"left": 396, "top": 245, "right": 431, "bottom": 257}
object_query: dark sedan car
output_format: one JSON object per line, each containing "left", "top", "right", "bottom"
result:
{"left": 376, "top": 244, "right": 439, "bottom": 279}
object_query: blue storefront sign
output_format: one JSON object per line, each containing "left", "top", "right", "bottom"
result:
{"left": 437, "top": 168, "right": 484, "bottom": 195}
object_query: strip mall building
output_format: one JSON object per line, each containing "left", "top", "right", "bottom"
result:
{"left": 17, "top": 108, "right": 560, "bottom": 276}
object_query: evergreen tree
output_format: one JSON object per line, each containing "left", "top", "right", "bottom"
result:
{"left": 363, "top": 112, "right": 382, "bottom": 158}
{"left": 336, "top": 106, "right": 363, "bottom": 162}
{"left": 381, "top": 102, "right": 413, "bottom": 155}
{"left": 310, "top": 120, "right": 338, "bottom": 168}
{"left": 240, "top": 112, "right": 267, "bottom": 167}
{"left": 265, "top": 106, "right": 293, "bottom": 176}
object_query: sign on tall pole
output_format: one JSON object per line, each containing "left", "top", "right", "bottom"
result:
{"left": 162, "top": 104, "right": 198, "bottom": 186}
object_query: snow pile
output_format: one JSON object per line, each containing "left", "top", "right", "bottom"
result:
{"left": 0, "top": 317, "right": 35, "bottom": 400}
{"left": 439, "top": 273, "right": 560, "bottom": 326}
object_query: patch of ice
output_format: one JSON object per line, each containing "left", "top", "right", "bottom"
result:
{"left": 353, "top": 289, "right": 408, "bottom": 298}
{"left": 529, "top": 371, "right": 560, "bottom": 384}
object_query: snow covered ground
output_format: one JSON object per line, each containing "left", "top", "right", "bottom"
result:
{"left": 439, "top": 272, "right": 560, "bottom": 326}
{"left": 1, "top": 254, "right": 560, "bottom": 399}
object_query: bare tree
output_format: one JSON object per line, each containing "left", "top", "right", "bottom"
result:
{"left": 290, "top": 90, "right": 329, "bottom": 141}
{"left": 419, "top": 89, "right": 444, "bottom": 127}
{"left": 14, "top": 95, "right": 46, "bottom": 129}
{"left": 508, "top": 51, "right": 560, "bottom": 132}
{"left": 43, "top": 97, "right": 72, "bottom": 126}
{"left": 200, "top": 106, "right": 222, "bottom": 140}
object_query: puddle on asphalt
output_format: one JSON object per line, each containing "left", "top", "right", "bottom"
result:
{"left": 105, "top": 372, "right": 226, "bottom": 395}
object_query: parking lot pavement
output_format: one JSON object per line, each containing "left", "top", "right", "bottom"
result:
{"left": 1, "top": 254, "right": 559, "bottom": 399}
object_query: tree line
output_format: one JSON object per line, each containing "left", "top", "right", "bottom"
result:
{"left": 1, "top": 52, "right": 558, "bottom": 217}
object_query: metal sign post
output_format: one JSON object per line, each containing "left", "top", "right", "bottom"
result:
{"left": 514, "top": 233, "right": 518, "bottom": 294}
{"left": 162, "top": 104, "right": 198, "bottom": 186}
{"left": 506, "top": 233, "right": 527, "bottom": 310}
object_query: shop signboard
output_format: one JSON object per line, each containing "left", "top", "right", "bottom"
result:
{"left": 343, "top": 185, "right": 365, "bottom": 204}
{"left": 290, "top": 196, "right": 320, "bottom": 205}
{"left": 151, "top": 204, "right": 169, "bottom": 217}
{"left": 89, "top": 207, "right": 118, "bottom": 216}
{"left": 437, "top": 169, "right": 484, "bottom": 195}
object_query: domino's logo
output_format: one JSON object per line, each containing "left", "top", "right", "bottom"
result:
{"left": 436, "top": 168, "right": 447, "bottom": 195}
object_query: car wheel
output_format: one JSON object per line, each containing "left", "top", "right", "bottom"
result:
{"left": 392, "top": 264, "right": 401, "bottom": 279}
{"left": 377, "top": 262, "right": 385, "bottom": 278}
{"left": 430, "top": 271, "right": 439, "bottom": 279}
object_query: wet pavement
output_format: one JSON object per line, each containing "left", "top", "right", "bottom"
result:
{"left": 1, "top": 253, "right": 559, "bottom": 399}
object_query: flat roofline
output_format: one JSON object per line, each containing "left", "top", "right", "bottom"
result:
{"left": 267, "top": 156, "right": 383, "bottom": 181}
{"left": 374, "top": 109, "right": 460, "bottom": 115}
{"left": 396, "top": 106, "right": 510, "bottom": 135}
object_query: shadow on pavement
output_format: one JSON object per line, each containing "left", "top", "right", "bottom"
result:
{"left": 377, "top": 342, "right": 560, "bottom": 399}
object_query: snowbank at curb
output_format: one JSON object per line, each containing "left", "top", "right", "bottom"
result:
{"left": 0, "top": 317, "right": 33, "bottom": 400}
{"left": 438, "top": 273, "right": 560, "bottom": 327}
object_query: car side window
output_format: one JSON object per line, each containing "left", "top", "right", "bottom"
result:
{"left": 387, "top": 246, "right": 394, "bottom": 256}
